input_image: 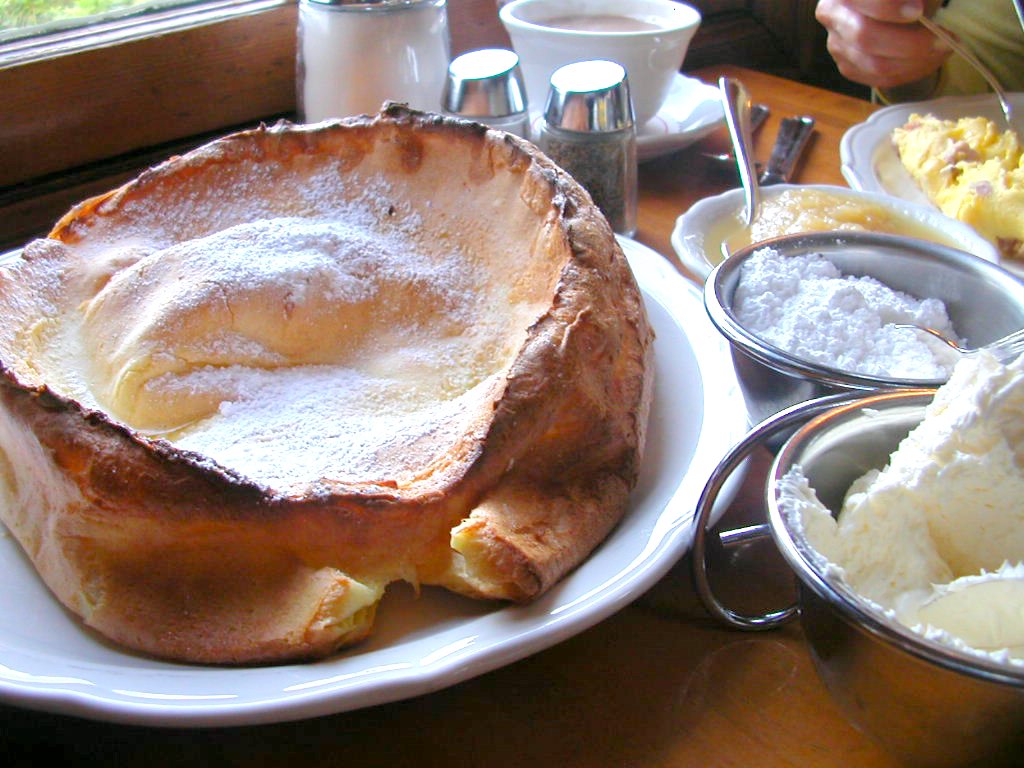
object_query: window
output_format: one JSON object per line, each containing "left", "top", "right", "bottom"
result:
{"left": 1, "top": 0, "right": 200, "bottom": 44}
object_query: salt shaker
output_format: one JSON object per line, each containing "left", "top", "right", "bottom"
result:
{"left": 537, "top": 60, "right": 638, "bottom": 236}
{"left": 441, "top": 48, "right": 529, "bottom": 137}
{"left": 297, "top": 0, "right": 450, "bottom": 122}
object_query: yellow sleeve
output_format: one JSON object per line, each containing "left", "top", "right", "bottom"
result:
{"left": 933, "top": 0, "right": 1024, "bottom": 96}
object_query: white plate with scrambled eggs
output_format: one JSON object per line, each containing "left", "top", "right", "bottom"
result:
{"left": 840, "top": 92, "right": 1024, "bottom": 274}
{"left": 0, "top": 237, "right": 748, "bottom": 727}
{"left": 840, "top": 92, "right": 1024, "bottom": 202}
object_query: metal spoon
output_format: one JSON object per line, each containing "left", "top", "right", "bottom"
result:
{"left": 895, "top": 323, "right": 1024, "bottom": 364}
{"left": 719, "top": 76, "right": 760, "bottom": 228}
{"left": 918, "top": 16, "right": 1022, "bottom": 134}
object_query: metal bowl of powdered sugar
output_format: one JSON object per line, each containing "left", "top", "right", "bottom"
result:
{"left": 704, "top": 230, "right": 1024, "bottom": 430}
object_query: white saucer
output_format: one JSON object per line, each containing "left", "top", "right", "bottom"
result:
{"left": 530, "top": 74, "right": 724, "bottom": 163}
{"left": 636, "top": 74, "right": 725, "bottom": 162}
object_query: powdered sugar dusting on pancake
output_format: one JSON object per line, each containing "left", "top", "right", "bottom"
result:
{"left": 42, "top": 168, "right": 533, "bottom": 494}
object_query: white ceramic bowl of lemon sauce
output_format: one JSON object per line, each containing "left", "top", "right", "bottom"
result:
{"left": 672, "top": 184, "right": 1001, "bottom": 282}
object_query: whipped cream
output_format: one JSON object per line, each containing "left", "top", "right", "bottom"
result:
{"left": 779, "top": 352, "right": 1024, "bottom": 664}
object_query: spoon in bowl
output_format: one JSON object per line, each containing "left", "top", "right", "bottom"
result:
{"left": 719, "top": 76, "right": 761, "bottom": 229}
{"left": 895, "top": 324, "right": 1024, "bottom": 364}
{"left": 702, "top": 103, "right": 770, "bottom": 166}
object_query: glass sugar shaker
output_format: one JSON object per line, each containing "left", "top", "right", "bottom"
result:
{"left": 537, "top": 59, "right": 638, "bottom": 236}
{"left": 441, "top": 48, "right": 530, "bottom": 137}
{"left": 297, "top": 0, "right": 450, "bottom": 123}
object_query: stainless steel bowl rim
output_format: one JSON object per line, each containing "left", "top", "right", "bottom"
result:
{"left": 766, "top": 388, "right": 1024, "bottom": 688}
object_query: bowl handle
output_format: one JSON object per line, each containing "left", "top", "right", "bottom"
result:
{"left": 690, "top": 393, "right": 866, "bottom": 631}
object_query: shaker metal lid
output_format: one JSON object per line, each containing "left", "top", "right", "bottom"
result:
{"left": 543, "top": 60, "right": 635, "bottom": 133}
{"left": 442, "top": 48, "right": 527, "bottom": 118}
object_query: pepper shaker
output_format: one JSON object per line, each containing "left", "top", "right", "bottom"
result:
{"left": 442, "top": 48, "right": 530, "bottom": 137}
{"left": 537, "top": 60, "right": 638, "bottom": 236}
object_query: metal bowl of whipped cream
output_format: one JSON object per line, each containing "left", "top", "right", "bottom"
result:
{"left": 703, "top": 230, "right": 1024, "bottom": 430}
{"left": 691, "top": 386, "right": 1024, "bottom": 768}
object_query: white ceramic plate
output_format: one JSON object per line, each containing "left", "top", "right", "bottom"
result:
{"left": 531, "top": 74, "right": 724, "bottom": 163}
{"left": 0, "top": 237, "right": 747, "bottom": 728}
{"left": 671, "top": 183, "right": 1001, "bottom": 282}
{"left": 840, "top": 92, "right": 1024, "bottom": 203}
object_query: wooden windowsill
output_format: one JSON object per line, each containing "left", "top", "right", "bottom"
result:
{"left": 0, "top": 1, "right": 297, "bottom": 191}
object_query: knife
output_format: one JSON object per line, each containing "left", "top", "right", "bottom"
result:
{"left": 759, "top": 116, "right": 815, "bottom": 186}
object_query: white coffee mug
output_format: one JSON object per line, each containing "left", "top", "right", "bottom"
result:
{"left": 499, "top": 0, "right": 701, "bottom": 127}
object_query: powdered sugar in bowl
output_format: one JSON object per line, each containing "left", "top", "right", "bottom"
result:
{"left": 704, "top": 231, "right": 1024, "bottom": 428}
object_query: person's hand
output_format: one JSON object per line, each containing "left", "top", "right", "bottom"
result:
{"left": 816, "top": 0, "right": 953, "bottom": 89}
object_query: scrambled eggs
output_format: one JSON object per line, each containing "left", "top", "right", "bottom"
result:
{"left": 892, "top": 114, "right": 1024, "bottom": 261}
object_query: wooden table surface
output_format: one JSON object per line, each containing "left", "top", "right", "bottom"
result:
{"left": 3, "top": 66, "right": 901, "bottom": 767}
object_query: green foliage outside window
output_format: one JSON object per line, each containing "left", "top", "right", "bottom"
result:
{"left": 0, "top": 0, "right": 163, "bottom": 34}
{"left": 2, "top": 0, "right": 133, "bottom": 28}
